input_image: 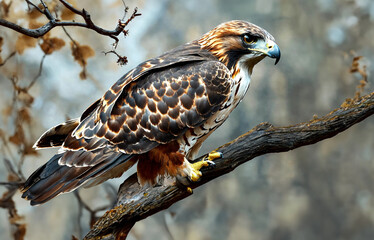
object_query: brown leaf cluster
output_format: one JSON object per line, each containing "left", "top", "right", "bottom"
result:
{"left": 0, "top": 2, "right": 137, "bottom": 239}
{"left": 14, "top": 23, "right": 66, "bottom": 55}
{"left": 40, "top": 36, "right": 66, "bottom": 55}
{"left": 9, "top": 126, "right": 25, "bottom": 145}
{"left": 0, "top": 0, "right": 12, "bottom": 18}
{"left": 70, "top": 41, "right": 95, "bottom": 79}
{"left": 28, "top": 4, "right": 43, "bottom": 19}
{"left": 3, "top": 78, "right": 36, "bottom": 152}
{"left": 13, "top": 20, "right": 43, "bottom": 54}
{"left": 13, "top": 224, "right": 26, "bottom": 240}
{"left": 15, "top": 35, "right": 37, "bottom": 54}
{"left": 18, "top": 107, "right": 32, "bottom": 123}
{"left": 341, "top": 56, "right": 369, "bottom": 108}
{"left": 71, "top": 42, "right": 95, "bottom": 67}
{"left": 0, "top": 76, "right": 38, "bottom": 240}
{"left": 28, "top": 19, "right": 44, "bottom": 30}
{"left": 17, "top": 91, "right": 34, "bottom": 107}
{"left": 8, "top": 108, "right": 34, "bottom": 153}
{"left": 0, "top": 190, "right": 26, "bottom": 240}
{"left": 350, "top": 56, "right": 368, "bottom": 99}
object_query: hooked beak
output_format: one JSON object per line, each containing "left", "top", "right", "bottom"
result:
{"left": 248, "top": 39, "right": 281, "bottom": 65}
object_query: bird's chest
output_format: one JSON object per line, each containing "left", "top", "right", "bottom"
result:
{"left": 179, "top": 68, "right": 251, "bottom": 159}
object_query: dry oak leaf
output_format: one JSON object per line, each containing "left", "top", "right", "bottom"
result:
{"left": 18, "top": 107, "right": 31, "bottom": 123}
{"left": 15, "top": 35, "right": 37, "bottom": 54}
{"left": 79, "top": 70, "right": 87, "bottom": 80}
{"left": 9, "top": 127, "right": 24, "bottom": 145}
{"left": 12, "top": 223, "right": 26, "bottom": 240}
{"left": 18, "top": 90, "right": 34, "bottom": 107}
{"left": 0, "top": 1, "right": 12, "bottom": 18}
{"left": 28, "top": 19, "right": 45, "bottom": 30}
{"left": 23, "top": 144, "right": 38, "bottom": 156}
{"left": 70, "top": 41, "right": 95, "bottom": 67}
{"left": 40, "top": 37, "right": 65, "bottom": 55}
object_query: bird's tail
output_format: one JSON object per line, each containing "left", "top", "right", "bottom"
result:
{"left": 21, "top": 150, "right": 136, "bottom": 205}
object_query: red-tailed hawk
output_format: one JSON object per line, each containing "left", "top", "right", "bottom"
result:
{"left": 22, "top": 20, "right": 280, "bottom": 205}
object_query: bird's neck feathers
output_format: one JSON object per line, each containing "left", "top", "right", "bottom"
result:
{"left": 198, "top": 32, "right": 265, "bottom": 78}
{"left": 198, "top": 31, "right": 240, "bottom": 69}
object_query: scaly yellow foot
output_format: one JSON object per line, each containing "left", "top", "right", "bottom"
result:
{"left": 186, "top": 187, "right": 193, "bottom": 193}
{"left": 188, "top": 162, "right": 204, "bottom": 182}
{"left": 187, "top": 151, "right": 222, "bottom": 182}
{"left": 207, "top": 151, "right": 223, "bottom": 161}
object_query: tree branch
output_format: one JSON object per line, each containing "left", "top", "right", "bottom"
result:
{"left": 84, "top": 92, "right": 374, "bottom": 239}
{"left": 0, "top": 0, "right": 141, "bottom": 44}
{"left": 0, "top": 51, "right": 16, "bottom": 67}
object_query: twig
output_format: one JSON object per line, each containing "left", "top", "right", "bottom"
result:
{"left": 59, "top": 0, "right": 81, "bottom": 15}
{"left": 0, "top": 0, "right": 141, "bottom": 45}
{"left": 103, "top": 50, "right": 128, "bottom": 66}
{"left": 118, "top": 7, "right": 141, "bottom": 37}
{"left": 62, "top": 26, "right": 78, "bottom": 46}
{"left": 39, "top": 0, "right": 54, "bottom": 20}
{"left": 0, "top": 51, "right": 16, "bottom": 67}
{"left": 27, "top": 53, "right": 47, "bottom": 90}
{"left": 84, "top": 91, "right": 374, "bottom": 240}
{"left": 25, "top": 0, "right": 43, "bottom": 13}
{"left": 74, "top": 191, "right": 112, "bottom": 232}
{"left": 0, "top": 182, "right": 24, "bottom": 187}
{"left": 0, "top": 158, "right": 25, "bottom": 240}
{"left": 62, "top": 25, "right": 91, "bottom": 79}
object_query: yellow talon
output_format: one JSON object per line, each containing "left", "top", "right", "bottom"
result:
{"left": 187, "top": 152, "right": 221, "bottom": 182}
{"left": 186, "top": 160, "right": 208, "bottom": 182}
{"left": 207, "top": 151, "right": 223, "bottom": 161}
{"left": 189, "top": 166, "right": 203, "bottom": 182}
{"left": 191, "top": 160, "right": 210, "bottom": 170}
{"left": 186, "top": 187, "right": 193, "bottom": 193}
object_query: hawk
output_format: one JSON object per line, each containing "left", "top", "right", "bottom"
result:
{"left": 22, "top": 20, "right": 280, "bottom": 205}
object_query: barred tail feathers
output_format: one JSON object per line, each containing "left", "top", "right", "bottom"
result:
{"left": 21, "top": 151, "right": 134, "bottom": 205}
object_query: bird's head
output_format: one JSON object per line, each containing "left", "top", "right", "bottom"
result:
{"left": 198, "top": 20, "right": 280, "bottom": 75}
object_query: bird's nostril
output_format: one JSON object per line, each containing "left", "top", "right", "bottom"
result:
{"left": 268, "top": 45, "right": 273, "bottom": 49}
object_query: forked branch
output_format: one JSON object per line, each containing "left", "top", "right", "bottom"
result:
{"left": 0, "top": 0, "right": 141, "bottom": 44}
{"left": 84, "top": 91, "right": 374, "bottom": 240}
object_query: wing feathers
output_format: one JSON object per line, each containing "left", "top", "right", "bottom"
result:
{"left": 63, "top": 59, "right": 231, "bottom": 155}
{"left": 33, "top": 118, "right": 80, "bottom": 149}
{"left": 25, "top": 41, "right": 233, "bottom": 204}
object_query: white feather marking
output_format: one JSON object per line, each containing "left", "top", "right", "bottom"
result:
{"left": 233, "top": 56, "right": 253, "bottom": 104}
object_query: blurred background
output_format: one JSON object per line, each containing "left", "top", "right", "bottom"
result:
{"left": 0, "top": 0, "right": 374, "bottom": 239}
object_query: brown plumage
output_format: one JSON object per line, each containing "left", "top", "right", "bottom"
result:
{"left": 22, "top": 20, "right": 280, "bottom": 205}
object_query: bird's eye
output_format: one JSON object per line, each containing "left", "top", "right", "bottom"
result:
{"left": 243, "top": 34, "right": 257, "bottom": 45}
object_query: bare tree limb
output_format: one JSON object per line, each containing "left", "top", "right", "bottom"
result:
{"left": 0, "top": 0, "right": 141, "bottom": 44}
{"left": 0, "top": 159, "right": 26, "bottom": 240}
{"left": 0, "top": 51, "right": 16, "bottom": 67}
{"left": 103, "top": 50, "right": 128, "bottom": 66}
{"left": 27, "top": 53, "right": 46, "bottom": 90}
{"left": 25, "top": 0, "right": 43, "bottom": 14}
{"left": 84, "top": 91, "right": 374, "bottom": 240}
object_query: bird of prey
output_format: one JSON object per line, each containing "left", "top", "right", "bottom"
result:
{"left": 21, "top": 20, "right": 280, "bottom": 205}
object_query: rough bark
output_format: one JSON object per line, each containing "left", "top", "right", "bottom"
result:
{"left": 84, "top": 92, "right": 374, "bottom": 240}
